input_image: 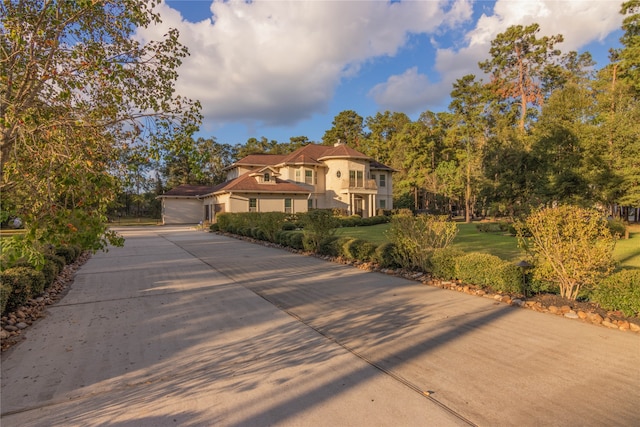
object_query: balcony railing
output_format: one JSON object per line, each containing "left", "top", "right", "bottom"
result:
{"left": 339, "top": 179, "right": 378, "bottom": 190}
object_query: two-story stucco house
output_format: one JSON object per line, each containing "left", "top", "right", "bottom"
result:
{"left": 159, "top": 142, "right": 395, "bottom": 224}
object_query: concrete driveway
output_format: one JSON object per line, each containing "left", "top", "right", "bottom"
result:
{"left": 1, "top": 226, "right": 639, "bottom": 426}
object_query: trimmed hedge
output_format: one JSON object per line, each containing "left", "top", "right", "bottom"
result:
{"left": 1, "top": 267, "right": 45, "bottom": 313}
{"left": 591, "top": 270, "right": 640, "bottom": 317}
{"left": 456, "top": 252, "right": 522, "bottom": 294}
{"left": 0, "top": 281, "right": 11, "bottom": 314}
{"left": 55, "top": 246, "right": 76, "bottom": 264}
{"left": 374, "top": 242, "right": 400, "bottom": 268}
{"left": 429, "top": 247, "right": 465, "bottom": 280}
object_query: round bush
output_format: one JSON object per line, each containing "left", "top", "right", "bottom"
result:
{"left": 45, "top": 253, "right": 66, "bottom": 270}
{"left": 282, "top": 222, "right": 297, "bottom": 231}
{"left": 55, "top": 246, "right": 76, "bottom": 264}
{"left": 317, "top": 236, "right": 340, "bottom": 256}
{"left": 209, "top": 223, "right": 220, "bottom": 232}
{"left": 592, "top": 270, "right": 640, "bottom": 317}
{"left": 456, "top": 252, "right": 521, "bottom": 293}
{"left": 1, "top": 267, "right": 45, "bottom": 312}
{"left": 607, "top": 219, "right": 627, "bottom": 239}
{"left": 41, "top": 259, "right": 60, "bottom": 288}
{"left": 429, "top": 247, "right": 466, "bottom": 280}
{"left": 288, "top": 232, "right": 304, "bottom": 250}
{"left": 374, "top": 242, "right": 399, "bottom": 268}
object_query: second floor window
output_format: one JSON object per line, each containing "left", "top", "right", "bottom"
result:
{"left": 263, "top": 173, "right": 270, "bottom": 182}
{"left": 295, "top": 169, "right": 301, "bottom": 182}
{"left": 349, "top": 170, "right": 363, "bottom": 187}
{"left": 305, "top": 169, "right": 313, "bottom": 185}
{"left": 379, "top": 174, "right": 386, "bottom": 187}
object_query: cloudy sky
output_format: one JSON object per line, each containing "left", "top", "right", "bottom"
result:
{"left": 138, "top": 0, "right": 625, "bottom": 146}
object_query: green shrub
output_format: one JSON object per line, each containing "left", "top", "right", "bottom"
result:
{"left": 13, "top": 258, "right": 57, "bottom": 288}
{"left": 209, "top": 223, "right": 219, "bottom": 232}
{"left": 496, "top": 262, "right": 525, "bottom": 294}
{"left": 607, "top": 219, "right": 627, "bottom": 239}
{"left": 517, "top": 205, "right": 616, "bottom": 300}
{"left": 257, "top": 212, "right": 288, "bottom": 242}
{"left": 592, "top": 270, "right": 640, "bottom": 317}
{"left": 41, "top": 259, "right": 60, "bottom": 288}
{"left": 44, "top": 253, "right": 66, "bottom": 271}
{"left": 71, "top": 245, "right": 83, "bottom": 261}
{"left": 341, "top": 238, "right": 357, "bottom": 259}
{"left": 299, "top": 210, "right": 338, "bottom": 252}
{"left": 0, "top": 281, "right": 11, "bottom": 315}
{"left": 333, "top": 237, "right": 352, "bottom": 258}
{"left": 342, "top": 238, "right": 376, "bottom": 261}
{"left": 429, "top": 247, "right": 466, "bottom": 280}
{"left": 302, "top": 234, "right": 316, "bottom": 252}
{"left": 282, "top": 222, "right": 297, "bottom": 231}
{"left": 386, "top": 214, "right": 458, "bottom": 271}
{"left": 216, "top": 213, "right": 232, "bottom": 232}
{"left": 55, "top": 246, "right": 76, "bottom": 264}
{"left": 317, "top": 236, "right": 340, "bottom": 256}
{"left": 456, "top": 252, "right": 521, "bottom": 293}
{"left": 287, "top": 232, "right": 304, "bottom": 250}
{"left": 343, "top": 238, "right": 362, "bottom": 260}
{"left": 374, "top": 242, "right": 400, "bottom": 268}
{"left": 1, "top": 267, "right": 44, "bottom": 311}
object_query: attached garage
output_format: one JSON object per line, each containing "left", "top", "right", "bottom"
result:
{"left": 158, "top": 185, "right": 215, "bottom": 225}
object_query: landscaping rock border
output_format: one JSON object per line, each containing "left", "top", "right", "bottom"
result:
{"left": 1, "top": 252, "right": 91, "bottom": 352}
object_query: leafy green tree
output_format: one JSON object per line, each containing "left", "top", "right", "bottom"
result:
{"left": 161, "top": 136, "right": 233, "bottom": 188}
{"left": 362, "top": 111, "right": 411, "bottom": 164}
{"left": 517, "top": 205, "right": 616, "bottom": 300}
{"left": 619, "top": 0, "right": 640, "bottom": 91}
{"left": 479, "top": 23, "right": 564, "bottom": 135}
{"left": 447, "top": 75, "right": 490, "bottom": 222}
{"left": 321, "top": 110, "right": 365, "bottom": 148}
{"left": 530, "top": 80, "right": 602, "bottom": 206}
{"left": 0, "top": 0, "right": 200, "bottom": 266}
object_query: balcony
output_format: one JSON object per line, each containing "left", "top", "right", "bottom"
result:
{"left": 339, "top": 179, "right": 378, "bottom": 191}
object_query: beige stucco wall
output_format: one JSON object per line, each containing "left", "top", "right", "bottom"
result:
{"left": 225, "top": 193, "right": 308, "bottom": 215}
{"left": 162, "top": 198, "right": 203, "bottom": 224}
{"left": 372, "top": 170, "right": 394, "bottom": 210}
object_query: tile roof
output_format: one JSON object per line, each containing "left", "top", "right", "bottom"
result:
{"left": 160, "top": 184, "right": 216, "bottom": 197}
{"left": 233, "top": 154, "right": 288, "bottom": 166}
{"left": 213, "top": 172, "right": 311, "bottom": 194}
{"left": 370, "top": 160, "right": 397, "bottom": 171}
{"left": 317, "top": 144, "right": 370, "bottom": 160}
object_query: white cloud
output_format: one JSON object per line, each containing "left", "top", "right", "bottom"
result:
{"left": 371, "top": 0, "right": 623, "bottom": 114}
{"left": 136, "top": 0, "right": 472, "bottom": 130}
{"left": 368, "top": 66, "right": 449, "bottom": 113}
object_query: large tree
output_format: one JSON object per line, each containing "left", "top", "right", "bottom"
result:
{"left": 321, "top": 110, "right": 365, "bottom": 147}
{"left": 362, "top": 111, "right": 410, "bottom": 164}
{"left": 619, "top": 0, "right": 640, "bottom": 91}
{"left": 479, "top": 23, "right": 564, "bottom": 135}
{"left": 1, "top": 1, "right": 200, "bottom": 263}
{"left": 447, "top": 75, "right": 489, "bottom": 222}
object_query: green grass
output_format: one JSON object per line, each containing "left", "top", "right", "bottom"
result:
{"left": 109, "top": 216, "right": 162, "bottom": 226}
{"left": 335, "top": 221, "right": 640, "bottom": 268}
{"left": 614, "top": 224, "right": 640, "bottom": 270}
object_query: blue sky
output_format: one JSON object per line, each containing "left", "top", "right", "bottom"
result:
{"left": 140, "top": 1, "right": 624, "bottom": 146}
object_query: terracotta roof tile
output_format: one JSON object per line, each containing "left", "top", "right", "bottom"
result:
{"left": 161, "top": 184, "right": 216, "bottom": 197}
{"left": 215, "top": 173, "right": 310, "bottom": 194}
